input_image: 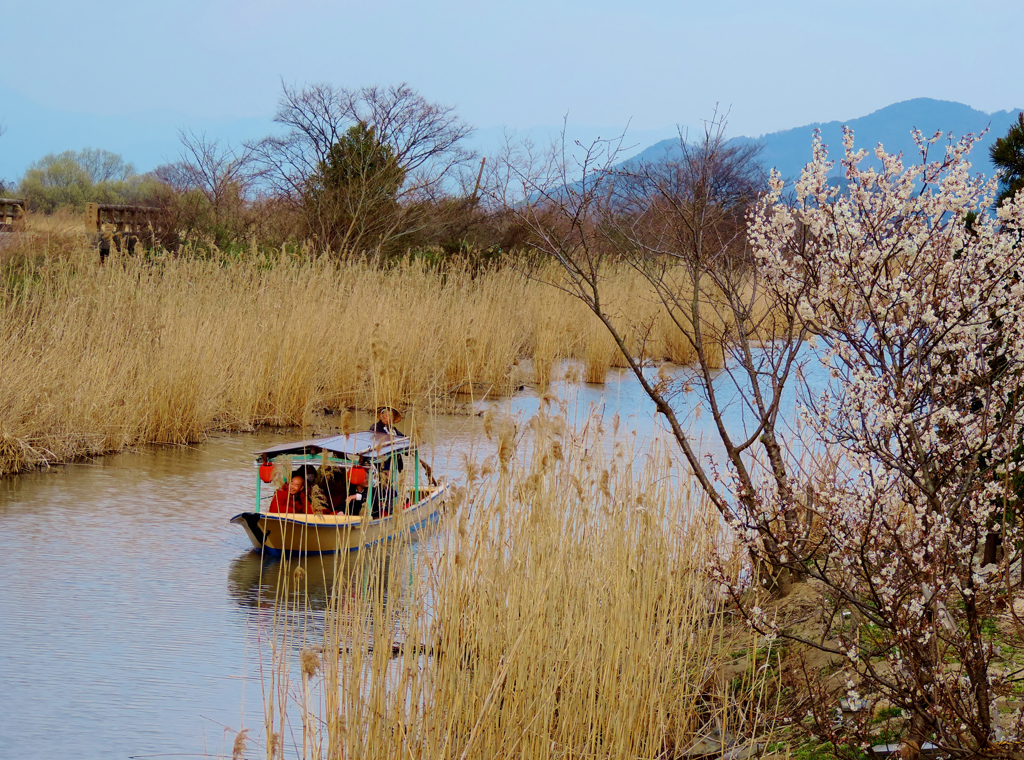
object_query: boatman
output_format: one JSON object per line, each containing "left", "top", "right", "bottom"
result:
{"left": 370, "top": 406, "right": 404, "bottom": 437}
{"left": 370, "top": 406, "right": 405, "bottom": 483}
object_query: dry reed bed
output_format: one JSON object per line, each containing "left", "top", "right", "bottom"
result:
{"left": 0, "top": 245, "right": 743, "bottom": 476}
{"left": 254, "top": 411, "right": 769, "bottom": 760}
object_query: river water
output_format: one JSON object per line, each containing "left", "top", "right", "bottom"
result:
{"left": 0, "top": 369, "right": 670, "bottom": 759}
{"left": 0, "top": 362, "right": 819, "bottom": 759}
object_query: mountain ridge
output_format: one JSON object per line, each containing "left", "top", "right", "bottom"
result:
{"left": 630, "top": 98, "right": 1024, "bottom": 180}
{"left": 1, "top": 94, "right": 1020, "bottom": 187}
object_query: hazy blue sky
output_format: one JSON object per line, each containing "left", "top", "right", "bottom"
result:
{"left": 1, "top": 0, "right": 1022, "bottom": 179}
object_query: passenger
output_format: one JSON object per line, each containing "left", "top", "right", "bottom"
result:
{"left": 345, "top": 467, "right": 370, "bottom": 515}
{"left": 375, "top": 479, "right": 397, "bottom": 518}
{"left": 300, "top": 464, "right": 318, "bottom": 486}
{"left": 345, "top": 466, "right": 396, "bottom": 517}
{"left": 269, "top": 474, "right": 311, "bottom": 514}
{"left": 314, "top": 466, "right": 347, "bottom": 513}
{"left": 350, "top": 466, "right": 397, "bottom": 519}
{"left": 302, "top": 464, "right": 342, "bottom": 514}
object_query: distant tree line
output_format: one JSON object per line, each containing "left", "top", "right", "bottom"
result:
{"left": 4, "top": 84, "right": 528, "bottom": 260}
{"left": 16, "top": 148, "right": 162, "bottom": 212}
{"left": 7, "top": 90, "right": 1024, "bottom": 261}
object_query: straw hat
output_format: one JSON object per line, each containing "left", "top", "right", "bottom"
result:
{"left": 375, "top": 405, "right": 403, "bottom": 422}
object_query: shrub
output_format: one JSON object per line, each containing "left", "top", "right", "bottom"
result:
{"left": 18, "top": 148, "right": 147, "bottom": 213}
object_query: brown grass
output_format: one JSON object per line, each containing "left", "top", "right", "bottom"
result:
{"left": 0, "top": 249, "right": 527, "bottom": 473}
{"left": 253, "top": 411, "right": 772, "bottom": 759}
{"left": 23, "top": 207, "right": 88, "bottom": 235}
{"left": 0, "top": 232, "right": 778, "bottom": 475}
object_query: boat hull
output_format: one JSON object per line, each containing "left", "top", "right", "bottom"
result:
{"left": 230, "top": 486, "right": 447, "bottom": 556}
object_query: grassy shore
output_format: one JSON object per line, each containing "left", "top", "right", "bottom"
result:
{"left": 253, "top": 408, "right": 1024, "bottom": 760}
{"left": 0, "top": 232, "right": 732, "bottom": 476}
{"left": 252, "top": 411, "right": 771, "bottom": 760}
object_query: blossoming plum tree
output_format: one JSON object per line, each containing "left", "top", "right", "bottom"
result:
{"left": 745, "top": 128, "right": 1024, "bottom": 759}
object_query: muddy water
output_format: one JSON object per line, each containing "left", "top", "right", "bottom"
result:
{"left": 0, "top": 365, "right": 816, "bottom": 759}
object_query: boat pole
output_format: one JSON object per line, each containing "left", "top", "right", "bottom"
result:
{"left": 255, "top": 470, "right": 261, "bottom": 514}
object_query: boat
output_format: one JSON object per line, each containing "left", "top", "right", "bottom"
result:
{"left": 230, "top": 430, "right": 448, "bottom": 556}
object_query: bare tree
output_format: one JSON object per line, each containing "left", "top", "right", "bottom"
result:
{"left": 77, "top": 148, "right": 135, "bottom": 184}
{"left": 155, "top": 130, "right": 259, "bottom": 247}
{"left": 160, "top": 130, "right": 256, "bottom": 205}
{"left": 494, "top": 115, "right": 813, "bottom": 594}
{"left": 249, "top": 82, "right": 474, "bottom": 253}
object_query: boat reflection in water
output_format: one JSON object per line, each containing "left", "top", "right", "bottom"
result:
{"left": 227, "top": 535, "right": 430, "bottom": 621}
{"left": 227, "top": 542, "right": 431, "bottom": 662}
{"left": 227, "top": 551, "right": 363, "bottom": 612}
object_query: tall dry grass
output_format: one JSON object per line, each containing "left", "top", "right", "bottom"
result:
{"left": 21, "top": 207, "right": 88, "bottom": 235}
{"left": 249, "top": 410, "right": 772, "bottom": 760}
{"left": 0, "top": 237, "right": 775, "bottom": 475}
{"left": 0, "top": 249, "right": 520, "bottom": 473}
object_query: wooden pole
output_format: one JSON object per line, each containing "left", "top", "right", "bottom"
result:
{"left": 472, "top": 156, "right": 486, "bottom": 202}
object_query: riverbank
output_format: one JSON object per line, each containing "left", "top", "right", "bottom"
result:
{"left": 0, "top": 243, "right": 732, "bottom": 476}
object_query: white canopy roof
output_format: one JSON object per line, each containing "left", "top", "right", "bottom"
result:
{"left": 256, "top": 431, "right": 412, "bottom": 460}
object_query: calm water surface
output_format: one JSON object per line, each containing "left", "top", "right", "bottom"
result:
{"left": 0, "top": 364, "right": 820, "bottom": 759}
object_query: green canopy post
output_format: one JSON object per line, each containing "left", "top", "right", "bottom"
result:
{"left": 367, "top": 460, "right": 374, "bottom": 518}
{"left": 414, "top": 449, "right": 420, "bottom": 504}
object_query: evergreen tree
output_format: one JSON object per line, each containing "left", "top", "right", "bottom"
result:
{"left": 318, "top": 122, "right": 405, "bottom": 197}
{"left": 304, "top": 123, "right": 406, "bottom": 252}
{"left": 990, "top": 111, "right": 1024, "bottom": 207}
